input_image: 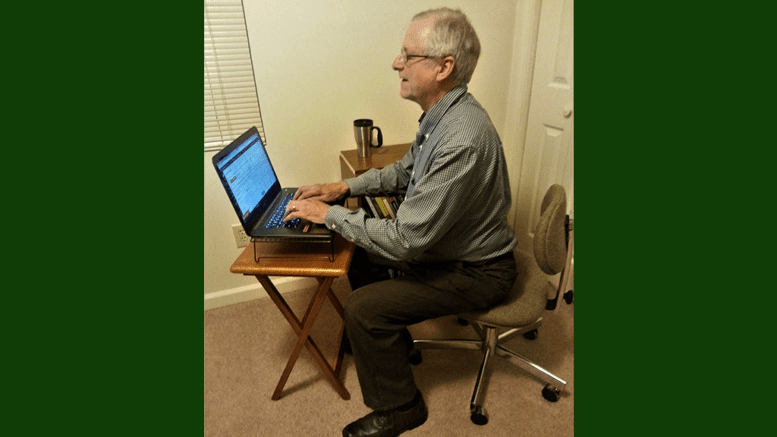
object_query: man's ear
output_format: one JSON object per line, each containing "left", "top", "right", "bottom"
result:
{"left": 436, "top": 56, "right": 456, "bottom": 82}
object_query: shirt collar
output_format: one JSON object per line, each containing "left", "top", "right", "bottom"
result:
{"left": 417, "top": 85, "right": 468, "bottom": 136}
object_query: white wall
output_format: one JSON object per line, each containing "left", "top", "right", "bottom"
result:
{"left": 205, "top": 0, "right": 528, "bottom": 307}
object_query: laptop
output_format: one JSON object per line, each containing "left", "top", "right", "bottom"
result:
{"left": 212, "top": 126, "right": 334, "bottom": 243}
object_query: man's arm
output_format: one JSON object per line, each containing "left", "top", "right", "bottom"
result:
{"left": 284, "top": 147, "right": 415, "bottom": 224}
{"left": 325, "top": 143, "right": 480, "bottom": 261}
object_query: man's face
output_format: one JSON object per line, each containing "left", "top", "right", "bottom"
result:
{"left": 391, "top": 18, "right": 441, "bottom": 111}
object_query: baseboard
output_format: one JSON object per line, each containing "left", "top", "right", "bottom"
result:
{"left": 204, "top": 276, "right": 319, "bottom": 311}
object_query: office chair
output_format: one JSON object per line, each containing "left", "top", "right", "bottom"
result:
{"left": 410, "top": 184, "right": 573, "bottom": 425}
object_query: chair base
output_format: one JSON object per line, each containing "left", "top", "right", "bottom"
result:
{"left": 412, "top": 319, "right": 566, "bottom": 425}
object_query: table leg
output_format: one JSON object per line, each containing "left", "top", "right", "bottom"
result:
{"left": 256, "top": 275, "right": 350, "bottom": 401}
{"left": 316, "top": 277, "right": 345, "bottom": 318}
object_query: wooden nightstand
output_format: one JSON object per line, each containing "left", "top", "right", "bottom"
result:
{"left": 339, "top": 143, "right": 411, "bottom": 209}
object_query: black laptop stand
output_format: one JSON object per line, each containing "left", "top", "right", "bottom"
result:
{"left": 252, "top": 238, "right": 336, "bottom": 263}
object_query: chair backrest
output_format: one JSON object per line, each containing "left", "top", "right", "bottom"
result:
{"left": 533, "top": 184, "right": 567, "bottom": 276}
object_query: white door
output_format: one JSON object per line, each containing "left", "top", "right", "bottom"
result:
{"left": 514, "top": 0, "right": 574, "bottom": 251}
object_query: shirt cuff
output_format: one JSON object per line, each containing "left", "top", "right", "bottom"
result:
{"left": 324, "top": 205, "right": 350, "bottom": 231}
{"left": 344, "top": 177, "right": 366, "bottom": 198}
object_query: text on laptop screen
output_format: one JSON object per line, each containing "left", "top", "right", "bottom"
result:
{"left": 217, "top": 133, "right": 276, "bottom": 219}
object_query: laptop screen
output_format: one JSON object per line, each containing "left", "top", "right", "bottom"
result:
{"left": 213, "top": 127, "right": 281, "bottom": 227}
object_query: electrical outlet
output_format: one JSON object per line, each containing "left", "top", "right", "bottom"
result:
{"left": 232, "top": 224, "right": 251, "bottom": 248}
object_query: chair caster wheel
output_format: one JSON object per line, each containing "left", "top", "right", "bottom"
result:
{"left": 563, "top": 290, "right": 574, "bottom": 304}
{"left": 542, "top": 384, "right": 561, "bottom": 402}
{"left": 408, "top": 348, "right": 422, "bottom": 365}
{"left": 470, "top": 405, "right": 489, "bottom": 425}
{"left": 523, "top": 329, "right": 538, "bottom": 340}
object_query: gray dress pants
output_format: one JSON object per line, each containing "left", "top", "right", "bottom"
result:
{"left": 344, "top": 247, "right": 517, "bottom": 411}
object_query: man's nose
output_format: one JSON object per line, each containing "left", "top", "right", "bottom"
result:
{"left": 392, "top": 54, "right": 403, "bottom": 71}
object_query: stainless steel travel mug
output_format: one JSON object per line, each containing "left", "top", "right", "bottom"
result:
{"left": 354, "top": 119, "right": 383, "bottom": 158}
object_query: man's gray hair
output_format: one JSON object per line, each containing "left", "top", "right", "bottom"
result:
{"left": 413, "top": 8, "right": 481, "bottom": 85}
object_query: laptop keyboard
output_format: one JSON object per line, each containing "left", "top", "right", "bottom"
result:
{"left": 265, "top": 193, "right": 300, "bottom": 229}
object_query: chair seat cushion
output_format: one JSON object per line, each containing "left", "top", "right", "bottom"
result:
{"left": 459, "top": 249, "right": 550, "bottom": 328}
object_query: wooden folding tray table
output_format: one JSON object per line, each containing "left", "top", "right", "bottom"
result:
{"left": 230, "top": 235, "right": 355, "bottom": 400}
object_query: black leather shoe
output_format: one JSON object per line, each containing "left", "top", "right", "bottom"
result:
{"left": 342, "top": 392, "right": 428, "bottom": 437}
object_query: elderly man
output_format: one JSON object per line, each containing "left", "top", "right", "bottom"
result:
{"left": 284, "top": 8, "right": 517, "bottom": 437}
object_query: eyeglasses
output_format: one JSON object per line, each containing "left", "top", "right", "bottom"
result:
{"left": 399, "top": 49, "right": 433, "bottom": 65}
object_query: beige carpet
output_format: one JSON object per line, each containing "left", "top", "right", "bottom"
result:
{"left": 204, "top": 277, "right": 574, "bottom": 436}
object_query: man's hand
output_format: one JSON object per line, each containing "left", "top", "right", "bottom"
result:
{"left": 284, "top": 181, "right": 349, "bottom": 224}
{"left": 283, "top": 198, "right": 331, "bottom": 224}
{"left": 293, "top": 181, "right": 350, "bottom": 203}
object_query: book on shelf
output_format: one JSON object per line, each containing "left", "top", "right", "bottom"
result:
{"left": 362, "top": 194, "right": 404, "bottom": 219}
{"left": 374, "top": 196, "right": 389, "bottom": 218}
{"left": 364, "top": 196, "right": 380, "bottom": 218}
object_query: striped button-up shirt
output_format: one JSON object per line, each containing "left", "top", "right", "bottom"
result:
{"left": 325, "top": 85, "right": 517, "bottom": 263}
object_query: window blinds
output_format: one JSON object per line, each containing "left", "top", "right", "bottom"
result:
{"left": 204, "top": 0, "right": 266, "bottom": 151}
